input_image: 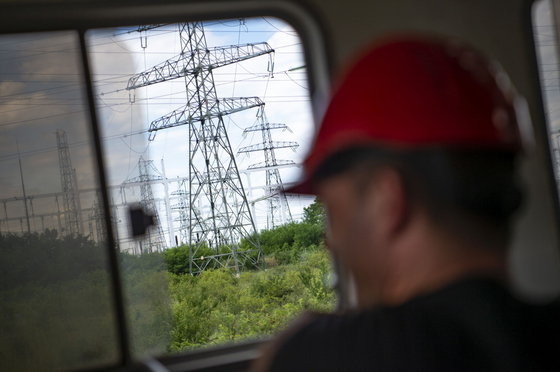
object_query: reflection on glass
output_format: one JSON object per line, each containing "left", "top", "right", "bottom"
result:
{"left": 534, "top": 1, "right": 560, "bottom": 188}
{"left": 0, "top": 32, "right": 120, "bottom": 371}
{"left": 87, "top": 18, "right": 333, "bottom": 356}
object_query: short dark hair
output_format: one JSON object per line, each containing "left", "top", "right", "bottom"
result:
{"left": 313, "top": 147, "right": 523, "bottom": 251}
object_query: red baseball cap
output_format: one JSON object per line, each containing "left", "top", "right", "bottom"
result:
{"left": 287, "top": 34, "right": 522, "bottom": 195}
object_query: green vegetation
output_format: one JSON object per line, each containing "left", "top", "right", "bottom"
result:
{"left": 0, "top": 230, "right": 119, "bottom": 372}
{"left": 0, "top": 228, "right": 109, "bottom": 290}
{"left": 161, "top": 198, "right": 333, "bottom": 351}
{"left": 0, "top": 198, "right": 333, "bottom": 371}
{"left": 166, "top": 245, "right": 333, "bottom": 352}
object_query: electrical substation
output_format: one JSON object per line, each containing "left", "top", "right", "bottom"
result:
{"left": 0, "top": 20, "right": 307, "bottom": 275}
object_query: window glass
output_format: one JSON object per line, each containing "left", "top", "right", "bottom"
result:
{"left": 86, "top": 18, "right": 334, "bottom": 355}
{"left": 0, "top": 31, "right": 120, "bottom": 372}
{"left": 534, "top": 0, "right": 560, "bottom": 185}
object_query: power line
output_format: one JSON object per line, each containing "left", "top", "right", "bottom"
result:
{"left": 0, "top": 128, "right": 150, "bottom": 162}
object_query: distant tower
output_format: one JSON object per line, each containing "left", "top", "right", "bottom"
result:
{"left": 123, "top": 157, "right": 166, "bottom": 253}
{"left": 127, "top": 22, "right": 273, "bottom": 274}
{"left": 238, "top": 108, "right": 298, "bottom": 228}
{"left": 87, "top": 214, "right": 94, "bottom": 238}
{"left": 171, "top": 181, "right": 189, "bottom": 245}
{"left": 92, "top": 190, "right": 108, "bottom": 242}
{"left": 55, "top": 129, "right": 81, "bottom": 235}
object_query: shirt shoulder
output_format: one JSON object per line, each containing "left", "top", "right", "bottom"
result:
{"left": 266, "top": 279, "right": 560, "bottom": 372}
{"left": 268, "top": 308, "right": 408, "bottom": 372}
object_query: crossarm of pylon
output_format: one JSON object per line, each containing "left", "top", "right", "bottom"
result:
{"left": 238, "top": 141, "right": 299, "bottom": 154}
{"left": 247, "top": 159, "right": 296, "bottom": 170}
{"left": 127, "top": 42, "right": 274, "bottom": 90}
{"left": 122, "top": 175, "right": 163, "bottom": 184}
{"left": 148, "top": 97, "right": 264, "bottom": 139}
{"left": 137, "top": 24, "right": 170, "bottom": 32}
{"left": 242, "top": 123, "right": 291, "bottom": 134}
{"left": 171, "top": 200, "right": 189, "bottom": 210}
{"left": 250, "top": 191, "right": 283, "bottom": 204}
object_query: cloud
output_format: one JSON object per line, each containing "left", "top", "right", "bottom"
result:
{"left": 0, "top": 81, "right": 26, "bottom": 96}
{"left": 0, "top": 31, "right": 103, "bottom": 234}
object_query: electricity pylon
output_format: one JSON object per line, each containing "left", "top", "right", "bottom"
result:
{"left": 123, "top": 157, "right": 166, "bottom": 253}
{"left": 92, "top": 190, "right": 108, "bottom": 242}
{"left": 238, "top": 108, "right": 297, "bottom": 228}
{"left": 126, "top": 22, "right": 271, "bottom": 274}
{"left": 171, "top": 181, "right": 189, "bottom": 245}
{"left": 55, "top": 129, "right": 81, "bottom": 236}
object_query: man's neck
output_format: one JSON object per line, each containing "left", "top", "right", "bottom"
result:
{"left": 355, "top": 217, "right": 507, "bottom": 308}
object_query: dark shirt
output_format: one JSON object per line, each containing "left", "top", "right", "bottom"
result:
{"left": 268, "top": 278, "right": 560, "bottom": 371}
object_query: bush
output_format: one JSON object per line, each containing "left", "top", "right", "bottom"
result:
{"left": 0, "top": 270, "right": 119, "bottom": 372}
{"left": 167, "top": 250, "right": 335, "bottom": 353}
{"left": 164, "top": 243, "right": 253, "bottom": 275}
{"left": 250, "top": 269, "right": 294, "bottom": 300}
{"left": 163, "top": 199, "right": 332, "bottom": 352}
{"left": 0, "top": 198, "right": 334, "bottom": 357}
{"left": 0, "top": 230, "right": 108, "bottom": 291}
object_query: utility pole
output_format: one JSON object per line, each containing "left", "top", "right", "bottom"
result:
{"left": 238, "top": 108, "right": 297, "bottom": 229}
{"left": 127, "top": 22, "right": 272, "bottom": 274}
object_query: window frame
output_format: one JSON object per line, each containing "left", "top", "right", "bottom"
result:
{"left": 529, "top": 0, "right": 560, "bottom": 246}
{"left": 0, "top": 1, "right": 331, "bottom": 371}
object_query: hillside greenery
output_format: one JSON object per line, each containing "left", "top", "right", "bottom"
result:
{"left": 0, "top": 198, "right": 332, "bottom": 371}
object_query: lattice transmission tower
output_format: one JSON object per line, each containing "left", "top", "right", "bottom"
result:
{"left": 92, "top": 190, "right": 108, "bottom": 242}
{"left": 123, "top": 157, "right": 166, "bottom": 253}
{"left": 238, "top": 108, "right": 297, "bottom": 228}
{"left": 55, "top": 129, "right": 81, "bottom": 236}
{"left": 171, "top": 181, "right": 189, "bottom": 245}
{"left": 127, "top": 22, "right": 272, "bottom": 274}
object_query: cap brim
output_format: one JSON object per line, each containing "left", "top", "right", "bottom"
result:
{"left": 282, "top": 177, "right": 315, "bottom": 195}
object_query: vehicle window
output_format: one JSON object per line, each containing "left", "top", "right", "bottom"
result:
{"left": 86, "top": 18, "right": 334, "bottom": 357}
{"left": 0, "top": 31, "right": 121, "bottom": 372}
{"left": 533, "top": 0, "right": 560, "bottom": 187}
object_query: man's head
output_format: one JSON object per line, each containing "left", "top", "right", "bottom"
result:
{"left": 315, "top": 147, "right": 522, "bottom": 306}
{"left": 287, "top": 35, "right": 525, "bottom": 307}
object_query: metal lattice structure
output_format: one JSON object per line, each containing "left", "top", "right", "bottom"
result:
{"left": 124, "top": 157, "right": 166, "bottom": 253}
{"left": 171, "top": 181, "right": 189, "bottom": 245}
{"left": 127, "top": 22, "right": 271, "bottom": 274}
{"left": 55, "top": 129, "right": 81, "bottom": 236}
{"left": 126, "top": 45, "right": 273, "bottom": 91}
{"left": 239, "top": 109, "right": 297, "bottom": 228}
{"left": 147, "top": 97, "right": 264, "bottom": 140}
{"left": 92, "top": 190, "right": 108, "bottom": 242}
{"left": 248, "top": 159, "right": 296, "bottom": 170}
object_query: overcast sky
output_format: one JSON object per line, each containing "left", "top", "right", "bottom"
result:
{"left": 0, "top": 31, "right": 97, "bottom": 234}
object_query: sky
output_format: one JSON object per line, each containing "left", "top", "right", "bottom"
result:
{"left": 0, "top": 31, "right": 97, "bottom": 235}
{"left": 0, "top": 17, "right": 317, "bottom": 251}
{"left": 87, "top": 18, "right": 317, "bottom": 250}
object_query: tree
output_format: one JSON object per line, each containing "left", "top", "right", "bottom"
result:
{"left": 302, "top": 198, "right": 325, "bottom": 227}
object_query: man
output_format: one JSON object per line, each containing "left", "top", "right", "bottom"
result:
{"left": 254, "top": 36, "right": 560, "bottom": 371}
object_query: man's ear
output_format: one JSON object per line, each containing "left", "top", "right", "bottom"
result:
{"left": 368, "top": 168, "right": 409, "bottom": 236}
